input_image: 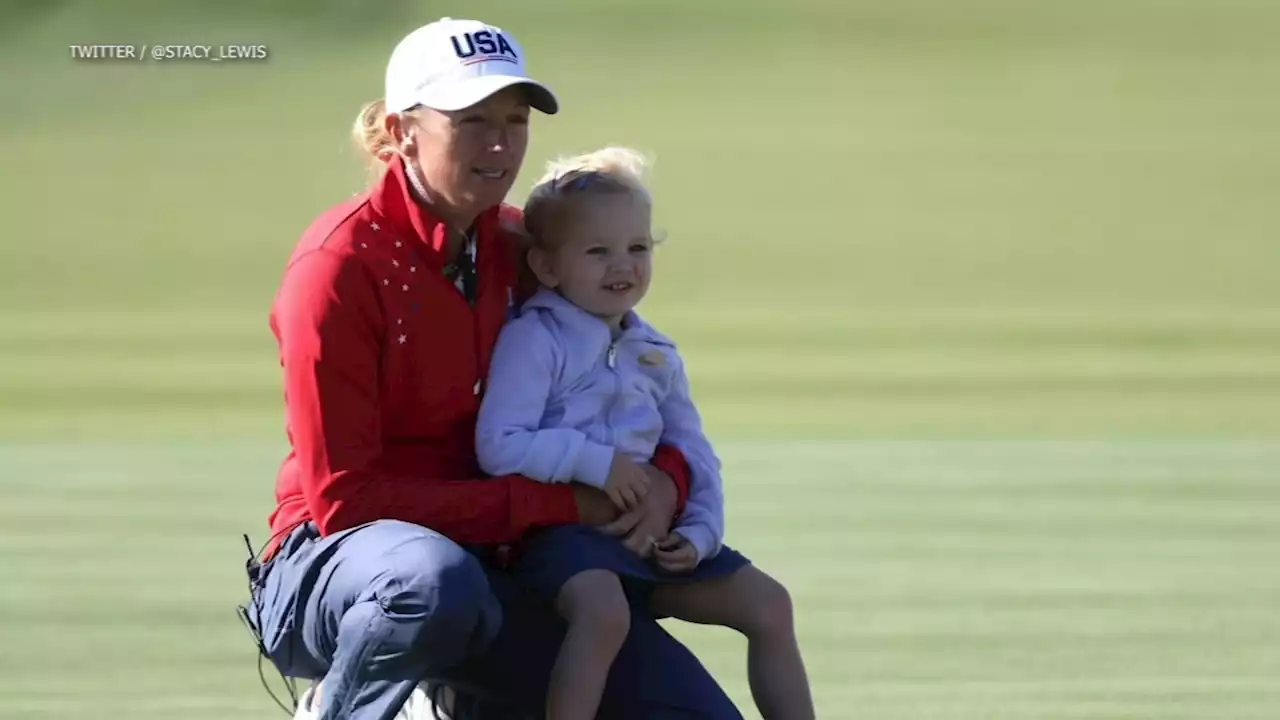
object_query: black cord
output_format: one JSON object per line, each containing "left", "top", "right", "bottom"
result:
{"left": 235, "top": 602, "right": 296, "bottom": 715}
{"left": 237, "top": 529, "right": 303, "bottom": 715}
{"left": 259, "top": 651, "right": 296, "bottom": 715}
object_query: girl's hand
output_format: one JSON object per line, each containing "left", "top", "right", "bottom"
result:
{"left": 654, "top": 532, "right": 698, "bottom": 574}
{"left": 599, "top": 462, "right": 677, "bottom": 558}
{"left": 603, "top": 453, "right": 651, "bottom": 511}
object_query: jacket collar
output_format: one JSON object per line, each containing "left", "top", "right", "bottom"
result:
{"left": 522, "top": 287, "right": 675, "bottom": 347}
{"left": 367, "top": 155, "right": 499, "bottom": 270}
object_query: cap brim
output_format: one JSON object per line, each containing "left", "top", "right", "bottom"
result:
{"left": 417, "top": 75, "right": 559, "bottom": 115}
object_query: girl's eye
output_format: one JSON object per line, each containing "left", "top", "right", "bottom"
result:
{"left": 586, "top": 246, "right": 608, "bottom": 256}
{"left": 629, "top": 244, "right": 650, "bottom": 253}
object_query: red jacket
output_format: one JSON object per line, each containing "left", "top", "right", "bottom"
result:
{"left": 264, "top": 156, "right": 689, "bottom": 558}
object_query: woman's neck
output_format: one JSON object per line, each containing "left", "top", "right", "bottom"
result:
{"left": 404, "top": 160, "right": 476, "bottom": 262}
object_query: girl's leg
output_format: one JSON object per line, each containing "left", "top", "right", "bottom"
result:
{"left": 435, "top": 562, "right": 745, "bottom": 719}
{"left": 650, "top": 565, "right": 815, "bottom": 720}
{"left": 548, "top": 569, "right": 632, "bottom": 720}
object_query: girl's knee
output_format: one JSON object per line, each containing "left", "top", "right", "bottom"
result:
{"left": 738, "top": 569, "right": 795, "bottom": 638}
{"left": 558, "top": 570, "right": 631, "bottom": 643}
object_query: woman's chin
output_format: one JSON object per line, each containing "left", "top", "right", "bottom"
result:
{"left": 467, "top": 178, "right": 517, "bottom": 210}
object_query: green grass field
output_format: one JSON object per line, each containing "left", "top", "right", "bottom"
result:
{"left": 2, "top": 1, "right": 1279, "bottom": 718}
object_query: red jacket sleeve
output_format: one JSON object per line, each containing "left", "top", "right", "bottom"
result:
{"left": 272, "top": 248, "right": 580, "bottom": 544}
{"left": 652, "top": 444, "right": 691, "bottom": 514}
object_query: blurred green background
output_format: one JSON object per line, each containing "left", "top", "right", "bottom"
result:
{"left": 2, "top": 1, "right": 1278, "bottom": 718}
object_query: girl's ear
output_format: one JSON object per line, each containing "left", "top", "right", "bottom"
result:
{"left": 526, "top": 247, "right": 559, "bottom": 289}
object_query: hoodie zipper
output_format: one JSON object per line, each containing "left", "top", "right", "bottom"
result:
{"left": 603, "top": 340, "right": 620, "bottom": 447}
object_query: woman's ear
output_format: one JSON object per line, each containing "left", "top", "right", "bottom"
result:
{"left": 526, "top": 247, "right": 559, "bottom": 289}
{"left": 385, "top": 112, "right": 415, "bottom": 156}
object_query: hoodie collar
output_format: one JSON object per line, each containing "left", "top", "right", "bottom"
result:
{"left": 367, "top": 155, "right": 499, "bottom": 270}
{"left": 522, "top": 287, "right": 675, "bottom": 347}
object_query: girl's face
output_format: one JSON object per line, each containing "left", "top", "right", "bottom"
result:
{"left": 529, "top": 193, "right": 654, "bottom": 327}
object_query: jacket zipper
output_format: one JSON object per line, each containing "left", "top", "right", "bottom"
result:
{"left": 604, "top": 340, "right": 620, "bottom": 447}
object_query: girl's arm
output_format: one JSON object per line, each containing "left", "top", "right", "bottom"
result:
{"left": 655, "top": 352, "right": 725, "bottom": 563}
{"left": 474, "top": 312, "right": 615, "bottom": 489}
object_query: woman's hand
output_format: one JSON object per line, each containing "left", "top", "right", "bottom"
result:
{"left": 572, "top": 484, "right": 621, "bottom": 527}
{"left": 598, "top": 463, "right": 678, "bottom": 558}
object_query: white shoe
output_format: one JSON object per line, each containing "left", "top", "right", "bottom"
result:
{"left": 291, "top": 681, "right": 445, "bottom": 720}
{"left": 399, "top": 683, "right": 446, "bottom": 720}
{"left": 291, "top": 684, "right": 320, "bottom": 720}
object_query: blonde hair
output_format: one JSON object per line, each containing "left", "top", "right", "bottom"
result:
{"left": 522, "top": 146, "right": 656, "bottom": 248}
{"left": 353, "top": 99, "right": 394, "bottom": 163}
{"left": 352, "top": 99, "right": 424, "bottom": 174}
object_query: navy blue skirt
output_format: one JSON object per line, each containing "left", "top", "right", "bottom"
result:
{"left": 511, "top": 525, "right": 750, "bottom": 613}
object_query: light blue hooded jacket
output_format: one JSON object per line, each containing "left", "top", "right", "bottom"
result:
{"left": 475, "top": 287, "right": 725, "bottom": 562}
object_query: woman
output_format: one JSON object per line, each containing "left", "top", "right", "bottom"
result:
{"left": 241, "top": 17, "right": 744, "bottom": 720}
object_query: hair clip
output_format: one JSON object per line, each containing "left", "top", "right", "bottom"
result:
{"left": 558, "top": 170, "right": 606, "bottom": 193}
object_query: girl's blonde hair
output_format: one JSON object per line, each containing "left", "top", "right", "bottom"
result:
{"left": 522, "top": 146, "right": 655, "bottom": 247}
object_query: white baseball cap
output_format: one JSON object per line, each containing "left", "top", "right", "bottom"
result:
{"left": 384, "top": 17, "right": 559, "bottom": 115}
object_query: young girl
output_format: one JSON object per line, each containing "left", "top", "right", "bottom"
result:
{"left": 475, "top": 147, "right": 816, "bottom": 720}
